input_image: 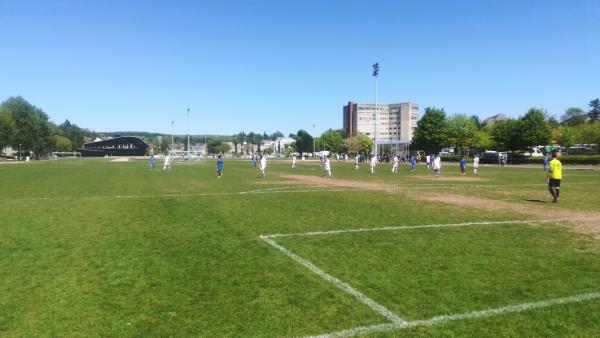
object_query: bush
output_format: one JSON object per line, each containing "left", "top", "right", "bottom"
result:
{"left": 441, "top": 154, "right": 600, "bottom": 165}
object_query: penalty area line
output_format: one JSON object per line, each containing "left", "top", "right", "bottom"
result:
{"left": 262, "top": 218, "right": 598, "bottom": 239}
{"left": 260, "top": 236, "right": 405, "bottom": 325}
{"left": 305, "top": 291, "right": 600, "bottom": 338}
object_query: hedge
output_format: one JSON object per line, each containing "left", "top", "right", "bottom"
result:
{"left": 440, "top": 154, "right": 600, "bottom": 165}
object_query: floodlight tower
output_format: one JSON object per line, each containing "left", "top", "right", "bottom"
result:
{"left": 312, "top": 123, "right": 316, "bottom": 156}
{"left": 186, "top": 107, "right": 191, "bottom": 158}
{"left": 372, "top": 62, "right": 380, "bottom": 156}
{"left": 170, "top": 120, "right": 175, "bottom": 154}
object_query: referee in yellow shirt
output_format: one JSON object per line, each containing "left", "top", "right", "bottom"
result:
{"left": 547, "top": 151, "right": 562, "bottom": 203}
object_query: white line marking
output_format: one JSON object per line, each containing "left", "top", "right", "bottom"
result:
{"left": 260, "top": 220, "right": 600, "bottom": 337}
{"left": 262, "top": 218, "right": 599, "bottom": 239}
{"left": 2, "top": 180, "right": 596, "bottom": 202}
{"left": 1, "top": 187, "right": 361, "bottom": 202}
{"left": 307, "top": 292, "right": 600, "bottom": 338}
{"left": 260, "top": 236, "right": 405, "bottom": 325}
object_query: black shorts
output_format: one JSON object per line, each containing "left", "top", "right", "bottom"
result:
{"left": 548, "top": 178, "right": 561, "bottom": 188}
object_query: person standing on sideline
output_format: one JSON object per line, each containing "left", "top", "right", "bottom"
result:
{"left": 292, "top": 155, "right": 296, "bottom": 169}
{"left": 543, "top": 155, "right": 549, "bottom": 171}
{"left": 354, "top": 155, "right": 360, "bottom": 170}
{"left": 547, "top": 151, "right": 562, "bottom": 203}
{"left": 163, "top": 153, "right": 172, "bottom": 172}
{"left": 259, "top": 154, "right": 267, "bottom": 178}
{"left": 323, "top": 154, "right": 332, "bottom": 177}
{"left": 149, "top": 154, "right": 155, "bottom": 170}
{"left": 369, "top": 154, "right": 377, "bottom": 174}
{"left": 391, "top": 154, "right": 399, "bottom": 173}
{"left": 473, "top": 155, "right": 480, "bottom": 174}
{"left": 433, "top": 154, "right": 441, "bottom": 177}
{"left": 459, "top": 156, "right": 467, "bottom": 175}
{"left": 216, "top": 154, "right": 224, "bottom": 178}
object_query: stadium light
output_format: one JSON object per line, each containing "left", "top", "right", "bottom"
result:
{"left": 170, "top": 120, "right": 174, "bottom": 154}
{"left": 372, "top": 62, "right": 379, "bottom": 156}
{"left": 313, "top": 123, "right": 316, "bottom": 157}
{"left": 186, "top": 107, "right": 191, "bottom": 158}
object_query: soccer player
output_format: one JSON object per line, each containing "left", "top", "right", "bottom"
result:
{"left": 459, "top": 156, "right": 467, "bottom": 175}
{"left": 391, "top": 154, "right": 399, "bottom": 173}
{"left": 323, "top": 154, "right": 332, "bottom": 177}
{"left": 149, "top": 154, "right": 155, "bottom": 170}
{"left": 354, "top": 155, "right": 360, "bottom": 170}
{"left": 473, "top": 155, "right": 479, "bottom": 174}
{"left": 543, "top": 155, "right": 549, "bottom": 171}
{"left": 216, "top": 154, "right": 224, "bottom": 178}
{"left": 547, "top": 151, "right": 562, "bottom": 203}
{"left": 369, "top": 154, "right": 377, "bottom": 174}
{"left": 259, "top": 154, "right": 267, "bottom": 178}
{"left": 433, "top": 154, "right": 441, "bottom": 177}
{"left": 409, "top": 154, "right": 416, "bottom": 173}
{"left": 292, "top": 155, "right": 296, "bottom": 169}
{"left": 425, "top": 154, "right": 431, "bottom": 169}
{"left": 163, "top": 153, "right": 172, "bottom": 172}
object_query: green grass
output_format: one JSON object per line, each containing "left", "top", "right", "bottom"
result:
{"left": 0, "top": 159, "right": 598, "bottom": 337}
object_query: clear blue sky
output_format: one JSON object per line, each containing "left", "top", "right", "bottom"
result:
{"left": 1, "top": 0, "right": 598, "bottom": 136}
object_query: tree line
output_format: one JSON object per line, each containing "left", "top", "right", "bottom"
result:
{"left": 411, "top": 98, "right": 600, "bottom": 154}
{"left": 2, "top": 95, "right": 597, "bottom": 158}
{"left": 0, "top": 96, "right": 91, "bottom": 158}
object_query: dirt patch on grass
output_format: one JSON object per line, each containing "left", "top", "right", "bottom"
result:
{"left": 110, "top": 157, "right": 130, "bottom": 162}
{"left": 281, "top": 175, "right": 396, "bottom": 191}
{"left": 418, "top": 193, "right": 600, "bottom": 237}
{"left": 280, "top": 173, "right": 600, "bottom": 237}
{"left": 416, "top": 175, "right": 486, "bottom": 182}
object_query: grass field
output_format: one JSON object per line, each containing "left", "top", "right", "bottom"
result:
{"left": 1, "top": 158, "right": 599, "bottom": 337}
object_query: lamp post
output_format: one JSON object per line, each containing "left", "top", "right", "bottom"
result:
{"left": 170, "top": 120, "right": 174, "bottom": 154}
{"left": 186, "top": 107, "right": 191, "bottom": 158}
{"left": 372, "top": 62, "right": 379, "bottom": 157}
{"left": 312, "top": 123, "right": 316, "bottom": 157}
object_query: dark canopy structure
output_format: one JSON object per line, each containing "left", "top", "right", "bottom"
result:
{"left": 81, "top": 136, "right": 149, "bottom": 157}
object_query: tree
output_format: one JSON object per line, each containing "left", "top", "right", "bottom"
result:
{"left": 561, "top": 107, "right": 587, "bottom": 126}
{"left": 269, "top": 131, "right": 284, "bottom": 140}
{"left": 472, "top": 129, "right": 492, "bottom": 150}
{"left": 343, "top": 135, "right": 373, "bottom": 155}
{"left": 557, "top": 126, "right": 577, "bottom": 148}
{"left": 490, "top": 119, "right": 521, "bottom": 151}
{"left": 447, "top": 114, "right": 477, "bottom": 154}
{"left": 519, "top": 108, "right": 552, "bottom": 147}
{"left": 58, "top": 119, "right": 84, "bottom": 149}
{"left": 469, "top": 115, "right": 481, "bottom": 129}
{"left": 0, "top": 96, "right": 51, "bottom": 158}
{"left": 207, "top": 139, "right": 223, "bottom": 154}
{"left": 292, "top": 129, "right": 314, "bottom": 154}
{"left": 215, "top": 142, "right": 232, "bottom": 154}
{"left": 577, "top": 123, "right": 600, "bottom": 144}
{"left": 52, "top": 135, "right": 72, "bottom": 151}
{"left": 0, "top": 108, "right": 16, "bottom": 151}
{"left": 320, "top": 129, "right": 344, "bottom": 153}
{"left": 411, "top": 107, "right": 450, "bottom": 152}
{"left": 588, "top": 98, "right": 600, "bottom": 122}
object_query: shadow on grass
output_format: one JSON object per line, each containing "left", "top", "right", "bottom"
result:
{"left": 523, "top": 198, "right": 547, "bottom": 203}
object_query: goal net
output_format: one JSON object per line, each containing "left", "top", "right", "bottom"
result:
{"left": 51, "top": 151, "right": 82, "bottom": 160}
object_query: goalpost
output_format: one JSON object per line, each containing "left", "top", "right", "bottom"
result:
{"left": 51, "top": 151, "right": 82, "bottom": 160}
{"left": 168, "top": 150, "right": 206, "bottom": 163}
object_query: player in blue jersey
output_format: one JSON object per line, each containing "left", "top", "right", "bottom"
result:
{"left": 459, "top": 156, "right": 467, "bottom": 175}
{"left": 149, "top": 154, "right": 155, "bottom": 170}
{"left": 409, "top": 154, "right": 416, "bottom": 173}
{"left": 216, "top": 155, "right": 224, "bottom": 178}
